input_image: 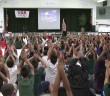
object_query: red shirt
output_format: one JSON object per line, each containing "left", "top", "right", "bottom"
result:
{"left": 0, "top": 49, "right": 2, "bottom": 56}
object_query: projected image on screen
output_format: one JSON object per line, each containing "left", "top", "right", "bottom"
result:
{"left": 41, "top": 10, "right": 57, "bottom": 22}
{"left": 38, "top": 9, "right": 60, "bottom": 30}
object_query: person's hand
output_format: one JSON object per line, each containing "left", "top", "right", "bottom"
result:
{"left": 8, "top": 50, "right": 12, "bottom": 55}
{"left": 34, "top": 53, "right": 40, "bottom": 60}
{"left": 58, "top": 52, "right": 65, "bottom": 67}
{"left": 103, "top": 45, "right": 108, "bottom": 54}
{"left": 22, "top": 44, "right": 26, "bottom": 51}
{"left": 20, "top": 50, "right": 27, "bottom": 61}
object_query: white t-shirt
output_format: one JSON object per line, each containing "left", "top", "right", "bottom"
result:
{"left": 45, "top": 60, "right": 57, "bottom": 84}
{"left": 42, "top": 56, "right": 48, "bottom": 64}
{"left": 0, "top": 92, "right": 3, "bottom": 96}
{"left": 8, "top": 65, "right": 17, "bottom": 84}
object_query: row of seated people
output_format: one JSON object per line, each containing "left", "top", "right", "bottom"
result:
{"left": 0, "top": 32, "right": 110, "bottom": 96}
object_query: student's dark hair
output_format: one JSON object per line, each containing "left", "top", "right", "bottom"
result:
{"left": 20, "top": 66, "right": 30, "bottom": 78}
{"left": 6, "top": 60, "right": 14, "bottom": 68}
{"left": 44, "top": 46, "right": 48, "bottom": 51}
{"left": 1, "top": 84, "right": 14, "bottom": 96}
{"left": 43, "top": 50, "right": 47, "bottom": 56}
{"left": 31, "top": 60, "right": 38, "bottom": 69}
{"left": 50, "top": 52, "right": 57, "bottom": 65}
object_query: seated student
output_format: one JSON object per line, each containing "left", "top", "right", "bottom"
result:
{"left": 85, "top": 45, "right": 96, "bottom": 81}
{"left": 68, "top": 44, "right": 93, "bottom": 96}
{"left": 6, "top": 53, "right": 17, "bottom": 84}
{"left": 94, "top": 45, "right": 106, "bottom": 95}
{"left": 51, "top": 52, "right": 72, "bottom": 96}
{"left": 17, "top": 45, "right": 34, "bottom": 96}
{"left": 33, "top": 44, "right": 59, "bottom": 93}
{"left": 29, "top": 57, "right": 45, "bottom": 96}
{"left": 1, "top": 84, "right": 16, "bottom": 96}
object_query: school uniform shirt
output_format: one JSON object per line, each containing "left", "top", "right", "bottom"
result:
{"left": 45, "top": 60, "right": 57, "bottom": 84}
{"left": 17, "top": 74, "right": 34, "bottom": 96}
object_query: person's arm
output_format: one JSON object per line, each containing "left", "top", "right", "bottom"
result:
{"left": 47, "top": 45, "right": 54, "bottom": 60}
{"left": 17, "top": 60, "right": 24, "bottom": 74}
{"left": 10, "top": 54, "right": 16, "bottom": 64}
{"left": 34, "top": 53, "right": 47, "bottom": 68}
{"left": 51, "top": 52, "right": 72, "bottom": 96}
{"left": 5, "top": 55, "right": 11, "bottom": 63}
{"left": 25, "top": 59, "right": 34, "bottom": 75}
{"left": 97, "top": 45, "right": 107, "bottom": 62}
{"left": 13, "top": 51, "right": 18, "bottom": 60}
{"left": 58, "top": 53, "right": 72, "bottom": 96}
{"left": 28, "top": 56, "right": 35, "bottom": 62}
{"left": 2, "top": 64, "right": 10, "bottom": 79}
{"left": 17, "top": 45, "right": 26, "bottom": 74}
{"left": 21, "top": 44, "right": 34, "bottom": 74}
{"left": 104, "top": 69, "right": 109, "bottom": 84}
{"left": 0, "top": 71, "right": 8, "bottom": 83}
{"left": 51, "top": 71, "right": 61, "bottom": 96}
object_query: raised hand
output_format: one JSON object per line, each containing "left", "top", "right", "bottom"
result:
{"left": 20, "top": 50, "right": 27, "bottom": 61}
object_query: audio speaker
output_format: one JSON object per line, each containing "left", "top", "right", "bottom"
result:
{"left": 103, "top": 0, "right": 107, "bottom": 6}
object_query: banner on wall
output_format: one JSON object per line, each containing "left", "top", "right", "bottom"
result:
{"left": 15, "top": 10, "right": 30, "bottom": 18}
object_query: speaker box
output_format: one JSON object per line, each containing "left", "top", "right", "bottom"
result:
{"left": 103, "top": 0, "right": 107, "bottom": 6}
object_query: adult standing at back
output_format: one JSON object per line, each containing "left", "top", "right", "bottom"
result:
{"left": 62, "top": 18, "right": 67, "bottom": 37}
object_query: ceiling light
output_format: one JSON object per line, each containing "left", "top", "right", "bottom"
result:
{"left": 97, "top": 0, "right": 107, "bottom": 2}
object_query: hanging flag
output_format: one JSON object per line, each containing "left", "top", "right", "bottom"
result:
{"left": 5, "top": 10, "right": 8, "bottom": 31}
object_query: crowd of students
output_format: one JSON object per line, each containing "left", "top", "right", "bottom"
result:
{"left": 0, "top": 32, "right": 110, "bottom": 96}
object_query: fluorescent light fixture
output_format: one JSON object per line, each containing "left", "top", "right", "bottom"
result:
{"left": 97, "top": 0, "right": 107, "bottom": 2}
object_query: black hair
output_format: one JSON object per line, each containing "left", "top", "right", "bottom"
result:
{"left": 31, "top": 60, "right": 38, "bottom": 69}
{"left": 44, "top": 46, "right": 48, "bottom": 51}
{"left": 43, "top": 50, "right": 48, "bottom": 56}
{"left": 1, "top": 84, "right": 14, "bottom": 96}
{"left": 20, "top": 66, "right": 30, "bottom": 78}
{"left": 6, "top": 60, "right": 14, "bottom": 68}
{"left": 50, "top": 53, "right": 57, "bottom": 65}
{"left": 88, "top": 53, "right": 94, "bottom": 59}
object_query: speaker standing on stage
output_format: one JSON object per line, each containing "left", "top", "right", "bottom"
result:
{"left": 62, "top": 18, "right": 67, "bottom": 37}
